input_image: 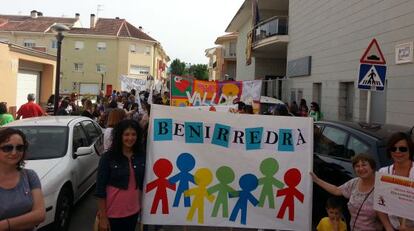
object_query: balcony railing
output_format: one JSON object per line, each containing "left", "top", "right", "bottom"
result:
{"left": 253, "top": 16, "right": 288, "bottom": 44}
{"left": 223, "top": 49, "right": 236, "bottom": 58}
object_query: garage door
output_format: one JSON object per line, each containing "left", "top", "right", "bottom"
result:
{"left": 16, "top": 70, "right": 40, "bottom": 110}
{"left": 79, "top": 83, "right": 99, "bottom": 96}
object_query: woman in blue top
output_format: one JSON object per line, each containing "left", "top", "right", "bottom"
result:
{"left": 0, "top": 128, "right": 45, "bottom": 230}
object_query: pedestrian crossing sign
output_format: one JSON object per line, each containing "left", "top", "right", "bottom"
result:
{"left": 358, "top": 64, "right": 386, "bottom": 91}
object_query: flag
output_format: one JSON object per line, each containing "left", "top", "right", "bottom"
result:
{"left": 252, "top": 0, "right": 260, "bottom": 26}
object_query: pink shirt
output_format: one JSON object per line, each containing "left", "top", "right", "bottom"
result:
{"left": 339, "top": 178, "right": 382, "bottom": 231}
{"left": 106, "top": 162, "right": 141, "bottom": 218}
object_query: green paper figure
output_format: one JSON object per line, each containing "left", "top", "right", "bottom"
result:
{"left": 207, "top": 166, "right": 237, "bottom": 218}
{"left": 258, "top": 158, "right": 284, "bottom": 208}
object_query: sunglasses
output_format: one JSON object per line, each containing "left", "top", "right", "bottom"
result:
{"left": 0, "top": 144, "right": 25, "bottom": 153}
{"left": 390, "top": 146, "right": 409, "bottom": 153}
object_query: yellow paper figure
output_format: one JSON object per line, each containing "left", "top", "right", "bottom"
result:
{"left": 184, "top": 168, "right": 215, "bottom": 224}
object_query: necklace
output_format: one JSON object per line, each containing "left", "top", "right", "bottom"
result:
{"left": 392, "top": 161, "right": 413, "bottom": 177}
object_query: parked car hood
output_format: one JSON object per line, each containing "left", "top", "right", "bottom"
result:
{"left": 25, "top": 158, "right": 62, "bottom": 179}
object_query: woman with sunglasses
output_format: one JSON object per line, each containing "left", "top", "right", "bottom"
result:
{"left": 378, "top": 132, "right": 414, "bottom": 231}
{"left": 0, "top": 128, "right": 45, "bottom": 230}
{"left": 95, "top": 120, "right": 146, "bottom": 231}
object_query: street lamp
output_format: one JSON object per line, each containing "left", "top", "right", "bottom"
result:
{"left": 101, "top": 73, "right": 105, "bottom": 91}
{"left": 51, "top": 23, "right": 70, "bottom": 115}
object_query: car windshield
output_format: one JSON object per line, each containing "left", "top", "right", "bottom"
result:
{"left": 14, "top": 126, "right": 68, "bottom": 160}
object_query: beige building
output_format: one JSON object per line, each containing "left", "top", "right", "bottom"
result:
{"left": 215, "top": 33, "right": 238, "bottom": 81}
{"left": 205, "top": 46, "right": 223, "bottom": 81}
{"left": 205, "top": 33, "right": 238, "bottom": 82}
{"left": 0, "top": 10, "right": 169, "bottom": 97}
{"left": 0, "top": 41, "right": 56, "bottom": 114}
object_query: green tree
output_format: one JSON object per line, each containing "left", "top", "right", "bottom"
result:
{"left": 170, "top": 58, "right": 186, "bottom": 76}
{"left": 188, "top": 64, "right": 208, "bottom": 80}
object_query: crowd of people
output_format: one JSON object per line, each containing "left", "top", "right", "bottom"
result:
{"left": 1, "top": 89, "right": 413, "bottom": 231}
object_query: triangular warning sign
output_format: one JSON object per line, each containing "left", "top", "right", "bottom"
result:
{"left": 360, "top": 39, "right": 386, "bottom": 64}
{"left": 359, "top": 66, "right": 384, "bottom": 87}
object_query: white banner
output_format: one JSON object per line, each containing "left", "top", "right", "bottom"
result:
{"left": 142, "top": 105, "right": 313, "bottom": 230}
{"left": 374, "top": 172, "right": 414, "bottom": 220}
{"left": 120, "top": 75, "right": 147, "bottom": 92}
{"left": 241, "top": 80, "right": 262, "bottom": 104}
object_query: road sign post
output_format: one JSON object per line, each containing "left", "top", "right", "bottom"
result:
{"left": 358, "top": 39, "right": 387, "bottom": 123}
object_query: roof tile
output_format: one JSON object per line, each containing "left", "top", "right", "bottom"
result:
{"left": 0, "top": 15, "right": 77, "bottom": 32}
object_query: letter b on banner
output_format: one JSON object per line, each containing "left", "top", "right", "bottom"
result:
{"left": 154, "top": 119, "right": 173, "bottom": 141}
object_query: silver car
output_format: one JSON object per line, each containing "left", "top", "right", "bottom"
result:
{"left": 6, "top": 116, "right": 104, "bottom": 230}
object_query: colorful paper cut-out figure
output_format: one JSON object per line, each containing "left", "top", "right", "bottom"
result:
{"left": 276, "top": 168, "right": 304, "bottom": 221}
{"left": 258, "top": 158, "right": 284, "bottom": 208}
{"left": 229, "top": 174, "right": 259, "bottom": 225}
{"left": 169, "top": 153, "right": 196, "bottom": 207}
{"left": 184, "top": 168, "right": 215, "bottom": 224}
{"left": 146, "top": 158, "right": 176, "bottom": 214}
{"left": 207, "top": 166, "right": 237, "bottom": 217}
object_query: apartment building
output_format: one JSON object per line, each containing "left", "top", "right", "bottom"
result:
{"left": 0, "top": 10, "right": 169, "bottom": 97}
{"left": 222, "top": 0, "right": 414, "bottom": 126}
{"left": 225, "top": 0, "right": 289, "bottom": 99}
{"left": 205, "top": 46, "right": 223, "bottom": 81}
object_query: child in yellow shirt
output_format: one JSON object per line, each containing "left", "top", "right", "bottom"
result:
{"left": 317, "top": 197, "right": 347, "bottom": 231}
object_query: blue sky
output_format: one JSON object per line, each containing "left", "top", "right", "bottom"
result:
{"left": 2, "top": 0, "right": 245, "bottom": 64}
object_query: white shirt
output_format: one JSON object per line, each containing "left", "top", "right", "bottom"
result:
{"left": 379, "top": 162, "right": 414, "bottom": 229}
{"left": 103, "top": 128, "right": 113, "bottom": 152}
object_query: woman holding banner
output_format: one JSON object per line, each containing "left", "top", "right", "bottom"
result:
{"left": 95, "top": 120, "right": 146, "bottom": 231}
{"left": 377, "top": 132, "right": 414, "bottom": 231}
{"left": 311, "top": 153, "right": 382, "bottom": 231}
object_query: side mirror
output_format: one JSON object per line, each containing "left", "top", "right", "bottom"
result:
{"left": 73, "top": 146, "right": 93, "bottom": 159}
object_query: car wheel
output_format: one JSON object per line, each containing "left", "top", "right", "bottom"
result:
{"left": 52, "top": 187, "right": 73, "bottom": 231}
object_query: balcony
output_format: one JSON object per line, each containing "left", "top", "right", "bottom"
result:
{"left": 252, "top": 16, "right": 289, "bottom": 58}
{"left": 223, "top": 49, "right": 236, "bottom": 60}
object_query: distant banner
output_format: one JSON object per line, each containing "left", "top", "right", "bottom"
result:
{"left": 142, "top": 105, "right": 313, "bottom": 230}
{"left": 374, "top": 172, "right": 414, "bottom": 220}
{"left": 170, "top": 76, "right": 261, "bottom": 107}
{"left": 120, "top": 75, "right": 147, "bottom": 92}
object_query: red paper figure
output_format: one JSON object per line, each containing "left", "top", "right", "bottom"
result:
{"left": 146, "top": 158, "right": 176, "bottom": 214}
{"left": 276, "top": 168, "right": 304, "bottom": 221}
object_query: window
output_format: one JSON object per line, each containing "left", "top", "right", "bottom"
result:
{"left": 96, "top": 64, "right": 106, "bottom": 73}
{"left": 130, "top": 65, "right": 150, "bottom": 75}
{"left": 51, "top": 40, "right": 58, "bottom": 49}
{"left": 73, "top": 124, "right": 89, "bottom": 152}
{"left": 145, "top": 46, "right": 151, "bottom": 55}
{"left": 18, "top": 126, "right": 68, "bottom": 160}
{"left": 81, "top": 121, "right": 100, "bottom": 144}
{"left": 129, "top": 44, "right": 136, "bottom": 53}
{"left": 97, "top": 42, "right": 106, "bottom": 51}
{"left": 229, "top": 42, "right": 236, "bottom": 56}
{"left": 23, "top": 39, "right": 36, "bottom": 48}
{"left": 316, "top": 126, "right": 348, "bottom": 159}
{"left": 75, "top": 41, "right": 84, "bottom": 50}
{"left": 347, "top": 136, "right": 370, "bottom": 158}
{"left": 74, "top": 63, "right": 84, "bottom": 72}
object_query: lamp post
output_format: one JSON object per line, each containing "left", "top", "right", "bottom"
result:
{"left": 101, "top": 73, "right": 105, "bottom": 91}
{"left": 51, "top": 23, "right": 70, "bottom": 115}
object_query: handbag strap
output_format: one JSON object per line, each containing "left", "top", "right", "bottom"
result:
{"left": 352, "top": 186, "right": 374, "bottom": 231}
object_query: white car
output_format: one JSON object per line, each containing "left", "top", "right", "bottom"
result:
{"left": 6, "top": 116, "right": 104, "bottom": 230}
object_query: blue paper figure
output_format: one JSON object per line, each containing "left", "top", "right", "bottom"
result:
{"left": 169, "top": 153, "right": 196, "bottom": 207}
{"left": 229, "top": 174, "right": 259, "bottom": 225}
